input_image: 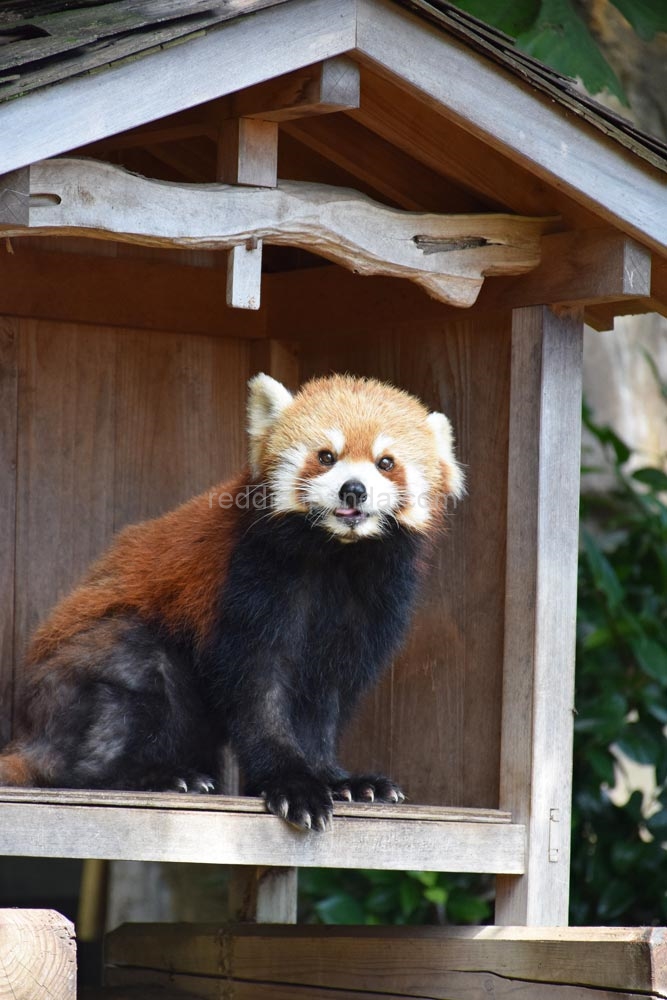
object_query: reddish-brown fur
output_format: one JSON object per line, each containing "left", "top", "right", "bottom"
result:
{"left": 28, "top": 472, "right": 248, "bottom": 666}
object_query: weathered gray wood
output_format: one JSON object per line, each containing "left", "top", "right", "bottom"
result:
{"left": 0, "top": 788, "right": 512, "bottom": 822}
{"left": 0, "top": 0, "right": 356, "bottom": 174}
{"left": 226, "top": 238, "right": 264, "bottom": 309}
{"left": 0, "top": 800, "right": 525, "bottom": 871}
{"left": 0, "top": 318, "right": 18, "bottom": 746}
{"left": 356, "top": 0, "right": 667, "bottom": 254}
{"left": 496, "top": 306, "right": 583, "bottom": 925}
{"left": 0, "top": 168, "right": 28, "bottom": 226}
{"left": 7, "top": 158, "right": 548, "bottom": 307}
{"left": 218, "top": 118, "right": 278, "bottom": 187}
{"left": 475, "top": 229, "right": 652, "bottom": 311}
{"left": 0, "top": 909, "right": 76, "bottom": 1000}
{"left": 105, "top": 924, "right": 667, "bottom": 998}
{"left": 228, "top": 56, "right": 360, "bottom": 121}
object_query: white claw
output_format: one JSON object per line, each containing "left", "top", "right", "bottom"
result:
{"left": 278, "top": 797, "right": 289, "bottom": 819}
{"left": 174, "top": 778, "right": 189, "bottom": 793}
{"left": 301, "top": 812, "right": 312, "bottom": 830}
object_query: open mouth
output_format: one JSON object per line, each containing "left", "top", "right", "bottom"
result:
{"left": 334, "top": 508, "right": 369, "bottom": 525}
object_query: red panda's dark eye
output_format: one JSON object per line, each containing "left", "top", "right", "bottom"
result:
{"left": 318, "top": 450, "right": 336, "bottom": 467}
{"left": 377, "top": 456, "right": 394, "bottom": 472}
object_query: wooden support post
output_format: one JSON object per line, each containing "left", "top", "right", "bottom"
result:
{"left": 218, "top": 118, "right": 278, "bottom": 188}
{"left": 496, "top": 306, "right": 583, "bottom": 925}
{"left": 217, "top": 118, "right": 277, "bottom": 311}
{"left": 229, "top": 867, "right": 298, "bottom": 924}
{"left": 0, "top": 909, "right": 76, "bottom": 999}
{"left": 226, "top": 239, "right": 263, "bottom": 310}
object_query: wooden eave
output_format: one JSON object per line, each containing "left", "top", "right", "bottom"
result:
{"left": 0, "top": 0, "right": 666, "bottom": 314}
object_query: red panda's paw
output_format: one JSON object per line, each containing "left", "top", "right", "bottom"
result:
{"left": 171, "top": 773, "right": 217, "bottom": 794}
{"left": 332, "top": 774, "right": 405, "bottom": 804}
{"left": 263, "top": 773, "right": 334, "bottom": 832}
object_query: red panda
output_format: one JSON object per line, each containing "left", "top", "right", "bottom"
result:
{"left": 0, "top": 374, "right": 463, "bottom": 829}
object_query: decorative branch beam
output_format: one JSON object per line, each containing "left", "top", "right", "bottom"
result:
{"left": 2, "top": 158, "right": 550, "bottom": 308}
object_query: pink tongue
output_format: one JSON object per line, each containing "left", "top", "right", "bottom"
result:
{"left": 335, "top": 507, "right": 362, "bottom": 518}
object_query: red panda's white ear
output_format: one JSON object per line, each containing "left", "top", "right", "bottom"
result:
{"left": 247, "top": 373, "right": 293, "bottom": 477}
{"left": 426, "top": 411, "right": 466, "bottom": 499}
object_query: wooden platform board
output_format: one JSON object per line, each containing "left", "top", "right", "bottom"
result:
{"left": 0, "top": 789, "right": 524, "bottom": 873}
{"left": 104, "top": 923, "right": 667, "bottom": 1000}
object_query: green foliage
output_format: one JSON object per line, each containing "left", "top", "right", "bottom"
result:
{"left": 609, "top": 0, "right": 667, "bottom": 40}
{"left": 572, "top": 404, "right": 667, "bottom": 924}
{"left": 298, "top": 868, "right": 492, "bottom": 926}
{"left": 449, "top": 0, "right": 667, "bottom": 104}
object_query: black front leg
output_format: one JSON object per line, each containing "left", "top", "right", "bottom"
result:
{"left": 228, "top": 677, "right": 334, "bottom": 831}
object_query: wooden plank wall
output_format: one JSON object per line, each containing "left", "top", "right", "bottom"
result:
{"left": 2, "top": 315, "right": 251, "bottom": 730}
{"left": 299, "top": 312, "right": 511, "bottom": 808}
{"left": 1, "top": 292, "right": 511, "bottom": 811}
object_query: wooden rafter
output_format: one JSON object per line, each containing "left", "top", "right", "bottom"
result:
{"left": 2, "top": 158, "right": 549, "bottom": 308}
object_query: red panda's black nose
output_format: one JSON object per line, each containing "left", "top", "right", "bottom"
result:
{"left": 339, "top": 479, "right": 367, "bottom": 507}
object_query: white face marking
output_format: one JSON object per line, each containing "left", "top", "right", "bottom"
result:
{"left": 372, "top": 433, "right": 395, "bottom": 461}
{"left": 326, "top": 428, "right": 346, "bottom": 456}
{"left": 271, "top": 444, "right": 309, "bottom": 511}
{"left": 426, "top": 411, "right": 465, "bottom": 498}
{"left": 400, "top": 463, "right": 432, "bottom": 529}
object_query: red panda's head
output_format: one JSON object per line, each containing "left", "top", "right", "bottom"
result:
{"left": 247, "top": 373, "right": 464, "bottom": 541}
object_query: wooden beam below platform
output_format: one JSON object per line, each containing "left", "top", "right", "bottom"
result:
{"left": 105, "top": 923, "right": 667, "bottom": 999}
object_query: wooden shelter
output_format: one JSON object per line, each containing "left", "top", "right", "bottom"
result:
{"left": 1, "top": 0, "right": 667, "bottom": 995}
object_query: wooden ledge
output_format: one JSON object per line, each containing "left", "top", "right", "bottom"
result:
{"left": 0, "top": 158, "right": 550, "bottom": 308}
{"left": 0, "top": 789, "right": 524, "bottom": 873}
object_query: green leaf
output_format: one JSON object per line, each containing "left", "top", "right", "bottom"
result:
{"left": 616, "top": 726, "right": 661, "bottom": 765}
{"left": 399, "top": 877, "right": 422, "bottom": 917}
{"left": 407, "top": 870, "right": 438, "bottom": 887}
{"left": 423, "top": 886, "right": 449, "bottom": 905}
{"left": 366, "top": 885, "right": 399, "bottom": 915}
{"left": 446, "top": 890, "right": 491, "bottom": 924}
{"left": 447, "top": 0, "right": 539, "bottom": 35}
{"left": 609, "top": 0, "right": 667, "bottom": 40}
{"left": 587, "top": 747, "right": 616, "bottom": 785}
{"left": 630, "top": 634, "right": 667, "bottom": 683}
{"left": 516, "top": 0, "right": 627, "bottom": 102}
{"left": 632, "top": 467, "right": 667, "bottom": 492}
{"left": 646, "top": 809, "right": 667, "bottom": 839}
{"left": 314, "top": 894, "right": 366, "bottom": 924}
{"left": 582, "top": 529, "right": 624, "bottom": 610}
{"left": 597, "top": 879, "right": 637, "bottom": 920}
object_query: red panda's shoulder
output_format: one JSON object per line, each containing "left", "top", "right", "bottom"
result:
{"left": 28, "top": 472, "right": 251, "bottom": 663}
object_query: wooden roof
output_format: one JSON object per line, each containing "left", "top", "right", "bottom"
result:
{"left": 2, "top": 0, "right": 666, "bottom": 175}
{"left": 0, "top": 0, "right": 665, "bottom": 317}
